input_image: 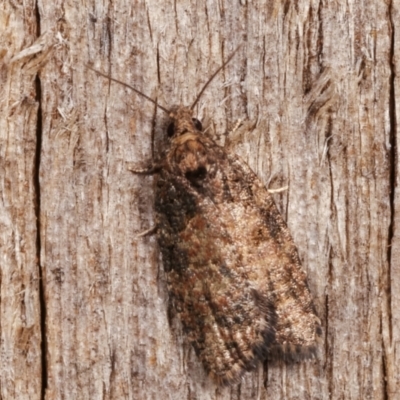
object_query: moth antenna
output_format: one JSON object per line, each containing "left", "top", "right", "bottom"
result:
{"left": 86, "top": 65, "right": 170, "bottom": 114}
{"left": 191, "top": 44, "right": 242, "bottom": 110}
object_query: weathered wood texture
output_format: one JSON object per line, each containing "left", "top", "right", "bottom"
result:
{"left": 1, "top": 0, "right": 399, "bottom": 399}
{"left": 0, "top": 0, "right": 43, "bottom": 398}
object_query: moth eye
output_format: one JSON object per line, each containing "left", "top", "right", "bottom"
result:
{"left": 167, "top": 122, "right": 175, "bottom": 137}
{"left": 192, "top": 118, "right": 203, "bottom": 131}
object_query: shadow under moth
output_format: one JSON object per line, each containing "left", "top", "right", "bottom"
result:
{"left": 88, "top": 46, "right": 322, "bottom": 385}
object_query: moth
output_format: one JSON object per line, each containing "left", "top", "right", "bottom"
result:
{"left": 88, "top": 47, "right": 322, "bottom": 385}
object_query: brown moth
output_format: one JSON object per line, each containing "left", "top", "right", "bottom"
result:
{"left": 88, "top": 47, "right": 322, "bottom": 385}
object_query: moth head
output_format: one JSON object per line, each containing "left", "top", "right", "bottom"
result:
{"left": 167, "top": 106, "right": 203, "bottom": 139}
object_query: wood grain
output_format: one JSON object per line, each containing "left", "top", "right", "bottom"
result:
{"left": 1, "top": 0, "right": 399, "bottom": 398}
{"left": 0, "top": 0, "right": 43, "bottom": 398}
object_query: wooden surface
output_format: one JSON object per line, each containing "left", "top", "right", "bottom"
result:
{"left": 0, "top": 0, "right": 43, "bottom": 398}
{"left": 1, "top": 0, "right": 399, "bottom": 398}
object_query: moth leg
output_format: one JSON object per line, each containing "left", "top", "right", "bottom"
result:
{"left": 128, "top": 163, "right": 162, "bottom": 175}
{"left": 136, "top": 225, "right": 158, "bottom": 238}
{"left": 128, "top": 162, "right": 160, "bottom": 238}
{"left": 223, "top": 120, "right": 256, "bottom": 150}
{"left": 267, "top": 185, "right": 288, "bottom": 194}
{"left": 231, "top": 119, "right": 242, "bottom": 134}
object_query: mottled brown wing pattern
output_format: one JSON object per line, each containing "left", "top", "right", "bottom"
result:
{"left": 156, "top": 171, "right": 276, "bottom": 384}
{"left": 155, "top": 112, "right": 321, "bottom": 384}
{"left": 224, "top": 152, "right": 322, "bottom": 357}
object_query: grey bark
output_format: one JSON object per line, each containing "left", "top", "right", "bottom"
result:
{"left": 1, "top": 0, "right": 399, "bottom": 399}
